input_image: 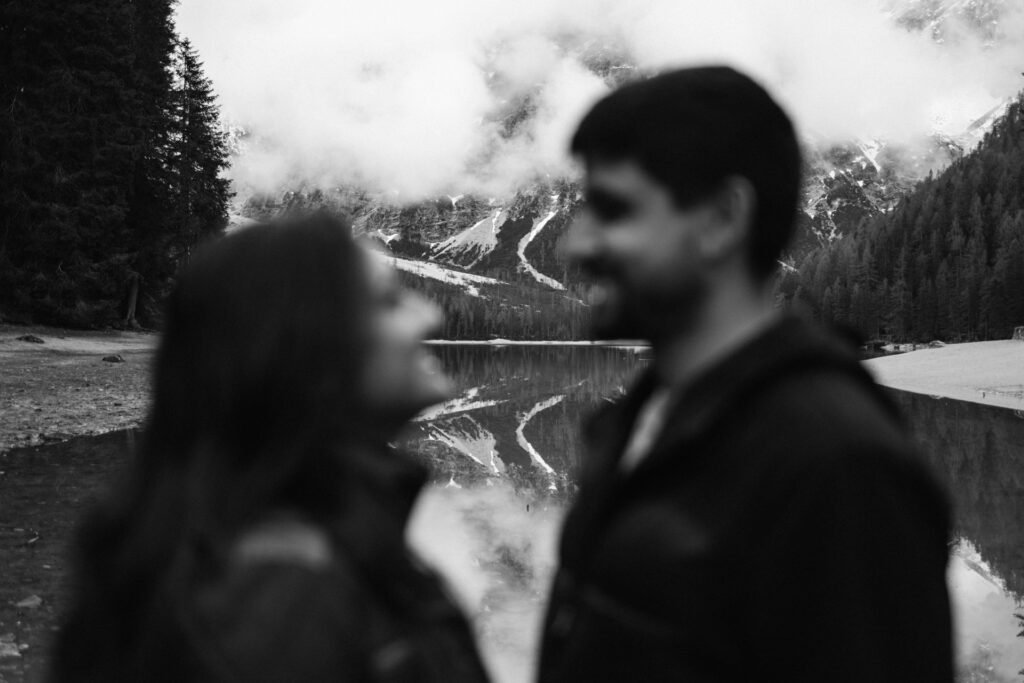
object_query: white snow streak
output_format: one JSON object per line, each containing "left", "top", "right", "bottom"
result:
{"left": 515, "top": 394, "right": 564, "bottom": 487}
{"left": 857, "top": 140, "right": 882, "bottom": 174}
{"left": 374, "top": 230, "right": 401, "bottom": 245}
{"left": 516, "top": 210, "right": 564, "bottom": 290}
{"left": 381, "top": 254, "right": 503, "bottom": 297}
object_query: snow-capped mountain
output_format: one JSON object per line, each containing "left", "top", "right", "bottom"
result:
{"left": 789, "top": 92, "right": 1013, "bottom": 261}
{"left": 236, "top": 95, "right": 1009, "bottom": 315}
{"left": 889, "top": 0, "right": 1007, "bottom": 44}
{"left": 427, "top": 191, "right": 568, "bottom": 291}
{"left": 794, "top": 137, "right": 942, "bottom": 258}
{"left": 227, "top": 2, "right": 1016, "bottom": 337}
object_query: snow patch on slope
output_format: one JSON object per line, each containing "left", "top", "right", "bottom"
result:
{"left": 373, "top": 230, "right": 401, "bottom": 245}
{"left": 434, "top": 209, "right": 507, "bottom": 268}
{"left": 517, "top": 207, "right": 564, "bottom": 291}
{"left": 857, "top": 140, "right": 882, "bottom": 173}
{"left": 381, "top": 254, "right": 504, "bottom": 298}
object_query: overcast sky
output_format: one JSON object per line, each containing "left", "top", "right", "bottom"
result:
{"left": 175, "top": 0, "right": 1024, "bottom": 199}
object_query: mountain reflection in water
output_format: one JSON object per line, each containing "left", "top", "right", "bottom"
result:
{"left": 1, "top": 346, "right": 1021, "bottom": 682}
{"left": 890, "top": 391, "right": 1024, "bottom": 681}
{"left": 401, "top": 345, "right": 647, "bottom": 682}
{"left": 405, "top": 347, "right": 1024, "bottom": 683}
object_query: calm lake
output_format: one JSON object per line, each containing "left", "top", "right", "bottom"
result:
{"left": 1, "top": 345, "right": 1022, "bottom": 682}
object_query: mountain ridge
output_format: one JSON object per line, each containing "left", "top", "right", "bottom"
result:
{"left": 226, "top": 1, "right": 1018, "bottom": 339}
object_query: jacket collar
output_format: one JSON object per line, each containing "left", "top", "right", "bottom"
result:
{"left": 563, "top": 316, "right": 882, "bottom": 575}
{"left": 587, "top": 315, "right": 877, "bottom": 475}
{"left": 332, "top": 445, "right": 427, "bottom": 564}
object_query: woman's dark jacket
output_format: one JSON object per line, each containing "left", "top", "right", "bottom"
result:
{"left": 538, "top": 316, "right": 953, "bottom": 682}
{"left": 50, "top": 442, "right": 488, "bottom": 683}
{"left": 181, "top": 450, "right": 487, "bottom": 683}
{"left": 187, "top": 448, "right": 491, "bottom": 683}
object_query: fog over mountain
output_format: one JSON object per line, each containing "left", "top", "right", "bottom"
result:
{"left": 177, "top": 0, "right": 1024, "bottom": 200}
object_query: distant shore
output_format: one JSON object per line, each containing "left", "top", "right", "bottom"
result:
{"left": 1, "top": 327, "right": 648, "bottom": 454}
{"left": 864, "top": 340, "right": 1024, "bottom": 411}
{"left": 5, "top": 323, "right": 1023, "bottom": 454}
{"left": 425, "top": 339, "right": 647, "bottom": 348}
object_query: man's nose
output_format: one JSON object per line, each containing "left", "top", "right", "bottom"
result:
{"left": 411, "top": 293, "right": 444, "bottom": 338}
{"left": 560, "top": 213, "right": 601, "bottom": 266}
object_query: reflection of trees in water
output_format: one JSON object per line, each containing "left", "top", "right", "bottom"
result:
{"left": 434, "top": 345, "right": 646, "bottom": 406}
{"left": 415, "top": 359, "right": 1024, "bottom": 594}
{"left": 890, "top": 391, "right": 1024, "bottom": 598}
{"left": 402, "top": 346, "right": 647, "bottom": 498}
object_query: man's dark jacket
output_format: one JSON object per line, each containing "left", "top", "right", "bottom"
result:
{"left": 538, "top": 316, "right": 953, "bottom": 682}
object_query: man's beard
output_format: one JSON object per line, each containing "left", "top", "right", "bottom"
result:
{"left": 586, "top": 278, "right": 705, "bottom": 342}
{"left": 588, "top": 283, "right": 644, "bottom": 340}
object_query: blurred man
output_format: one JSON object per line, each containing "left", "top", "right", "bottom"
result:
{"left": 538, "top": 66, "right": 952, "bottom": 682}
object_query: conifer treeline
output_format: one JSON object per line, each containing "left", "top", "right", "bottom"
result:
{"left": 789, "top": 93, "right": 1024, "bottom": 342}
{"left": 0, "top": 0, "right": 230, "bottom": 327}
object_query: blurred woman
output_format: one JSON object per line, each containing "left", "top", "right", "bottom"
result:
{"left": 50, "top": 213, "right": 490, "bottom": 682}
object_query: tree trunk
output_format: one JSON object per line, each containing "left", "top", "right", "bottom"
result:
{"left": 124, "top": 273, "right": 140, "bottom": 327}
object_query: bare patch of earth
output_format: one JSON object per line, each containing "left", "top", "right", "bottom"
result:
{"left": 0, "top": 325, "right": 154, "bottom": 681}
{"left": 0, "top": 325, "right": 156, "bottom": 455}
{"left": 0, "top": 432, "right": 135, "bottom": 683}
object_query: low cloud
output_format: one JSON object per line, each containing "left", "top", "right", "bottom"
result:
{"left": 176, "top": 0, "right": 1024, "bottom": 200}
{"left": 408, "top": 481, "right": 565, "bottom": 683}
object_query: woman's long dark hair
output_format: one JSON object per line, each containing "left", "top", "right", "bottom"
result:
{"left": 52, "top": 213, "right": 375, "bottom": 681}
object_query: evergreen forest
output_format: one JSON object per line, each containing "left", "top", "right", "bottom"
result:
{"left": 0, "top": 0, "right": 231, "bottom": 327}
{"left": 3, "top": 0, "right": 1022, "bottom": 344}
{"left": 788, "top": 93, "right": 1024, "bottom": 343}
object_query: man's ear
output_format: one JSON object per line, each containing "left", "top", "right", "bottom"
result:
{"left": 698, "top": 176, "right": 756, "bottom": 262}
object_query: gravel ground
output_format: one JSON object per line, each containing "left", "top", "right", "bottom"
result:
{"left": 0, "top": 326, "right": 156, "bottom": 455}
{"left": 1, "top": 326, "right": 156, "bottom": 682}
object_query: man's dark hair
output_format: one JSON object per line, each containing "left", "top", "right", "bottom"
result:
{"left": 571, "top": 66, "right": 801, "bottom": 280}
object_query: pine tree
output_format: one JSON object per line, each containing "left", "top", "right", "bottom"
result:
{"left": 167, "top": 38, "right": 231, "bottom": 258}
{"left": 0, "top": 1, "right": 138, "bottom": 324}
{"left": 0, "top": 0, "right": 233, "bottom": 326}
{"left": 791, "top": 91, "right": 1024, "bottom": 342}
{"left": 123, "top": 0, "right": 178, "bottom": 324}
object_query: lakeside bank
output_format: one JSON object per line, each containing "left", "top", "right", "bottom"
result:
{"left": 0, "top": 326, "right": 156, "bottom": 454}
{"left": 864, "top": 340, "right": 1024, "bottom": 411}
{"left": 4, "top": 324, "right": 1024, "bottom": 454}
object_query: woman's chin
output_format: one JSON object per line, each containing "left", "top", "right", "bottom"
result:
{"left": 415, "top": 351, "right": 455, "bottom": 404}
{"left": 383, "top": 380, "right": 455, "bottom": 425}
{"left": 414, "top": 376, "right": 456, "bottom": 411}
